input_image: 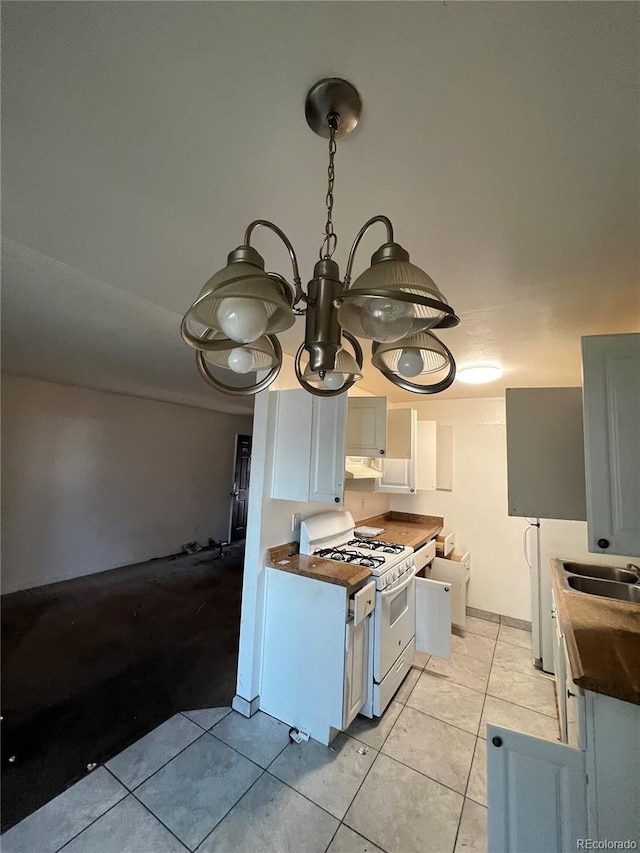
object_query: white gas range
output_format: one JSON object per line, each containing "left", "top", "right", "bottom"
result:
{"left": 300, "top": 510, "right": 417, "bottom": 718}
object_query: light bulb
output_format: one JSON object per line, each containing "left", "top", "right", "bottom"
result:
{"left": 360, "top": 298, "right": 414, "bottom": 343}
{"left": 217, "top": 297, "right": 268, "bottom": 344}
{"left": 322, "top": 371, "right": 345, "bottom": 391}
{"left": 397, "top": 349, "right": 424, "bottom": 377}
{"left": 227, "top": 347, "right": 254, "bottom": 374}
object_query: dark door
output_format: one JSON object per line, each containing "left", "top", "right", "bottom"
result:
{"left": 230, "top": 434, "right": 252, "bottom": 543}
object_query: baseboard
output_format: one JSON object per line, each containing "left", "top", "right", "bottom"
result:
{"left": 466, "top": 606, "right": 531, "bottom": 633}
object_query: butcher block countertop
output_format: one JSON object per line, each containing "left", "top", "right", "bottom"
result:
{"left": 355, "top": 512, "right": 444, "bottom": 550}
{"left": 266, "top": 543, "right": 371, "bottom": 595}
{"left": 551, "top": 558, "right": 640, "bottom": 705}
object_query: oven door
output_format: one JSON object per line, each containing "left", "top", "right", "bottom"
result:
{"left": 374, "top": 567, "right": 416, "bottom": 682}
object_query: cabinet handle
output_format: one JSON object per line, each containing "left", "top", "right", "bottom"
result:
{"left": 334, "top": 497, "right": 340, "bottom": 503}
{"left": 567, "top": 689, "right": 576, "bottom": 698}
{"left": 492, "top": 736, "right": 503, "bottom": 747}
{"left": 597, "top": 538, "right": 610, "bottom": 549}
{"left": 380, "top": 449, "right": 385, "bottom": 455}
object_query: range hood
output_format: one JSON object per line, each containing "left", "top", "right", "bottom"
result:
{"left": 345, "top": 457, "right": 384, "bottom": 479}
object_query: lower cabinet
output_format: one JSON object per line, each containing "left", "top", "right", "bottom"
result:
{"left": 488, "top": 675, "right": 640, "bottom": 851}
{"left": 260, "top": 568, "right": 374, "bottom": 745}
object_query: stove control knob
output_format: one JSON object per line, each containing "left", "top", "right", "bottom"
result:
{"left": 407, "top": 555, "right": 415, "bottom": 568}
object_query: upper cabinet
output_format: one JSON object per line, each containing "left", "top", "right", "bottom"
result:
{"left": 271, "top": 389, "right": 346, "bottom": 506}
{"left": 377, "top": 415, "right": 436, "bottom": 494}
{"left": 346, "top": 397, "right": 387, "bottom": 457}
{"left": 582, "top": 333, "right": 640, "bottom": 557}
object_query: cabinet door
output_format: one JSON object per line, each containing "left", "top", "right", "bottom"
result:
{"left": 343, "top": 616, "right": 370, "bottom": 729}
{"left": 415, "top": 576, "right": 451, "bottom": 658}
{"left": 387, "top": 409, "right": 413, "bottom": 458}
{"left": 347, "top": 397, "right": 386, "bottom": 457}
{"left": 551, "top": 597, "right": 567, "bottom": 741}
{"left": 376, "top": 456, "right": 416, "bottom": 494}
{"left": 562, "top": 637, "right": 584, "bottom": 749}
{"left": 487, "top": 725, "right": 587, "bottom": 853}
{"left": 582, "top": 333, "right": 640, "bottom": 556}
{"left": 416, "top": 420, "right": 437, "bottom": 491}
{"left": 309, "top": 394, "right": 347, "bottom": 505}
{"left": 271, "top": 390, "right": 312, "bottom": 501}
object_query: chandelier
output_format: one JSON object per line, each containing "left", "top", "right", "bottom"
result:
{"left": 181, "top": 78, "right": 460, "bottom": 397}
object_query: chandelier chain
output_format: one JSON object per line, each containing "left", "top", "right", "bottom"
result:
{"left": 320, "top": 115, "right": 339, "bottom": 259}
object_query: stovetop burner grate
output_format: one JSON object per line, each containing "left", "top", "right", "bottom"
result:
{"left": 347, "top": 539, "right": 405, "bottom": 554}
{"left": 312, "top": 547, "right": 386, "bottom": 569}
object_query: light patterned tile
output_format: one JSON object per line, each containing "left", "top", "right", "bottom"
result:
{"left": 487, "top": 664, "right": 556, "bottom": 717}
{"left": 382, "top": 706, "right": 475, "bottom": 794}
{"left": 347, "top": 701, "right": 402, "bottom": 750}
{"left": 269, "top": 733, "right": 376, "bottom": 819}
{"left": 451, "top": 633, "right": 495, "bottom": 663}
{"left": 406, "top": 672, "right": 484, "bottom": 735}
{"left": 106, "top": 714, "right": 203, "bottom": 790}
{"left": 181, "top": 707, "right": 231, "bottom": 730}
{"left": 455, "top": 798, "right": 487, "bottom": 853}
{"left": 60, "top": 795, "right": 186, "bottom": 853}
{"left": 464, "top": 617, "right": 499, "bottom": 640}
{"left": 345, "top": 754, "right": 463, "bottom": 853}
{"left": 394, "top": 666, "right": 421, "bottom": 704}
{"left": 466, "top": 738, "right": 486, "bottom": 807}
{"left": 211, "top": 710, "right": 290, "bottom": 768}
{"left": 0, "top": 768, "right": 127, "bottom": 853}
{"left": 135, "top": 734, "right": 261, "bottom": 850}
{"left": 327, "top": 824, "right": 384, "bottom": 853}
{"left": 426, "top": 652, "right": 491, "bottom": 693}
{"left": 492, "top": 641, "right": 534, "bottom": 674}
{"left": 498, "top": 624, "right": 531, "bottom": 649}
{"left": 198, "top": 772, "right": 338, "bottom": 853}
{"left": 479, "top": 696, "right": 559, "bottom": 741}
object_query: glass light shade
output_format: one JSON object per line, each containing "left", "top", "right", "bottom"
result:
{"left": 360, "top": 298, "right": 414, "bottom": 343}
{"left": 457, "top": 366, "right": 502, "bottom": 384}
{"left": 302, "top": 348, "right": 363, "bottom": 387}
{"left": 188, "top": 261, "right": 295, "bottom": 341}
{"left": 371, "top": 332, "right": 450, "bottom": 375}
{"left": 338, "top": 257, "right": 453, "bottom": 341}
{"left": 203, "top": 336, "right": 279, "bottom": 372}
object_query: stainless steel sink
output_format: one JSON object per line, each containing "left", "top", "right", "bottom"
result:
{"left": 567, "top": 575, "right": 640, "bottom": 603}
{"left": 562, "top": 561, "right": 639, "bottom": 584}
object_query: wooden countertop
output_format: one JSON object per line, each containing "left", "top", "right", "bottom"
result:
{"left": 266, "top": 543, "right": 371, "bottom": 595}
{"left": 551, "top": 559, "right": 640, "bottom": 705}
{"left": 355, "top": 511, "right": 444, "bottom": 550}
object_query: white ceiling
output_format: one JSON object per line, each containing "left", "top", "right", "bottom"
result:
{"left": 2, "top": 1, "right": 638, "bottom": 410}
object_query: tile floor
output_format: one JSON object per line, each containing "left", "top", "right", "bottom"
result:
{"left": 2, "top": 620, "right": 559, "bottom": 853}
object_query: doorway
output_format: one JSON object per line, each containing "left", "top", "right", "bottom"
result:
{"left": 229, "top": 434, "right": 252, "bottom": 543}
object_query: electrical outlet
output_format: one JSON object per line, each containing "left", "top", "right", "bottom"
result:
{"left": 291, "top": 513, "right": 300, "bottom": 532}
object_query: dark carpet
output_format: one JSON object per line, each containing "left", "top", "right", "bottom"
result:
{"left": 1, "top": 542, "right": 245, "bottom": 832}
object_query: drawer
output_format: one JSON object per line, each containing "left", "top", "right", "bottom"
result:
{"left": 350, "top": 580, "right": 376, "bottom": 625}
{"left": 436, "top": 531, "right": 455, "bottom": 556}
{"left": 414, "top": 539, "right": 436, "bottom": 570}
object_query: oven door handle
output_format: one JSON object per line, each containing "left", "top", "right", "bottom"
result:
{"left": 380, "top": 566, "right": 416, "bottom": 598}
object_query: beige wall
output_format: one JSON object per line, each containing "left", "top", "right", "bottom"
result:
{"left": 1, "top": 375, "right": 253, "bottom": 593}
{"left": 390, "top": 397, "right": 531, "bottom": 622}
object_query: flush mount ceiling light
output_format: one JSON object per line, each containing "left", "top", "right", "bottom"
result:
{"left": 456, "top": 365, "right": 503, "bottom": 384}
{"left": 182, "top": 78, "right": 460, "bottom": 397}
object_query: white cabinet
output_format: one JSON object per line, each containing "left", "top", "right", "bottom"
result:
{"left": 551, "top": 590, "right": 567, "bottom": 742}
{"left": 490, "top": 600, "right": 640, "bottom": 849}
{"left": 487, "top": 725, "right": 587, "bottom": 853}
{"left": 271, "top": 389, "right": 346, "bottom": 505}
{"left": 582, "top": 333, "right": 640, "bottom": 557}
{"left": 347, "top": 396, "right": 386, "bottom": 457}
{"left": 260, "top": 568, "right": 374, "bottom": 745}
{"left": 415, "top": 572, "right": 452, "bottom": 659}
{"left": 376, "top": 416, "right": 437, "bottom": 494}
